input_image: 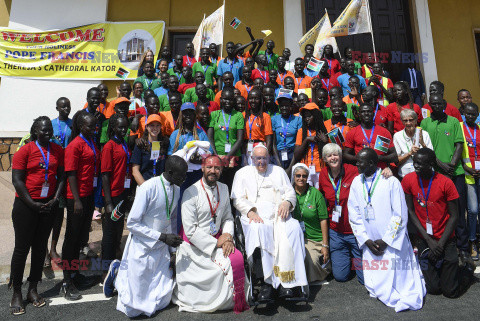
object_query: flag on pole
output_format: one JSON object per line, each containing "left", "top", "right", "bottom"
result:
{"left": 328, "top": 0, "right": 373, "bottom": 37}
{"left": 115, "top": 67, "right": 129, "bottom": 80}
{"left": 261, "top": 30, "right": 272, "bottom": 38}
{"left": 298, "top": 11, "right": 338, "bottom": 57}
{"left": 192, "top": 5, "right": 225, "bottom": 59}
{"left": 230, "top": 17, "right": 241, "bottom": 29}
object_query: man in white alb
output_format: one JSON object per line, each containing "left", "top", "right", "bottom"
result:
{"left": 348, "top": 148, "right": 426, "bottom": 312}
{"left": 173, "top": 155, "right": 249, "bottom": 313}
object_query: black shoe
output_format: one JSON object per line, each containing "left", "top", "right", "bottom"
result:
{"left": 257, "top": 284, "right": 274, "bottom": 303}
{"left": 72, "top": 273, "right": 98, "bottom": 289}
{"left": 61, "top": 282, "right": 82, "bottom": 301}
{"left": 278, "top": 285, "right": 294, "bottom": 299}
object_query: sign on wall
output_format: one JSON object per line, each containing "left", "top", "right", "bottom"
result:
{"left": 0, "top": 21, "right": 164, "bottom": 80}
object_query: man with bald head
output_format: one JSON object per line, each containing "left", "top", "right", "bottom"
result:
{"left": 348, "top": 148, "right": 425, "bottom": 311}
{"left": 420, "top": 93, "right": 473, "bottom": 267}
{"left": 231, "top": 144, "right": 308, "bottom": 303}
{"left": 173, "top": 155, "right": 249, "bottom": 313}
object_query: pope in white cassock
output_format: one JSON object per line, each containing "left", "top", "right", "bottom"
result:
{"left": 347, "top": 148, "right": 426, "bottom": 312}
{"left": 102, "top": 156, "right": 188, "bottom": 318}
{"left": 173, "top": 155, "right": 250, "bottom": 313}
{"left": 231, "top": 144, "right": 308, "bottom": 303}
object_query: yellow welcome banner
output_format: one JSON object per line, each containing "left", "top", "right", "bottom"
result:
{"left": 0, "top": 21, "right": 165, "bottom": 80}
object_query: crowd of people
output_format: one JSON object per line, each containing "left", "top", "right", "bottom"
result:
{"left": 8, "top": 27, "right": 478, "bottom": 317}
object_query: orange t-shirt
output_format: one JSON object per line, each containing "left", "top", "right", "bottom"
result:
{"left": 295, "top": 128, "right": 324, "bottom": 172}
{"left": 214, "top": 90, "right": 222, "bottom": 106}
{"left": 235, "top": 81, "right": 254, "bottom": 100}
{"left": 160, "top": 111, "right": 176, "bottom": 137}
{"left": 277, "top": 70, "right": 295, "bottom": 86}
{"left": 343, "top": 95, "right": 360, "bottom": 105}
{"left": 243, "top": 112, "right": 273, "bottom": 142}
{"left": 294, "top": 76, "right": 312, "bottom": 92}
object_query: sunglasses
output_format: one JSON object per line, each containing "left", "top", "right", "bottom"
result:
{"left": 295, "top": 174, "right": 308, "bottom": 178}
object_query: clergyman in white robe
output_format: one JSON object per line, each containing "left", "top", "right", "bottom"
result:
{"left": 231, "top": 164, "right": 308, "bottom": 289}
{"left": 347, "top": 168, "right": 426, "bottom": 312}
{"left": 114, "top": 174, "right": 180, "bottom": 318}
{"left": 173, "top": 178, "right": 249, "bottom": 313}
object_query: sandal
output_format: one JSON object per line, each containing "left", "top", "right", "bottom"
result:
{"left": 10, "top": 303, "right": 25, "bottom": 316}
{"left": 27, "top": 289, "right": 46, "bottom": 308}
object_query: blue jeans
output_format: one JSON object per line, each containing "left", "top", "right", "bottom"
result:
{"left": 329, "top": 228, "right": 364, "bottom": 284}
{"left": 466, "top": 179, "right": 480, "bottom": 241}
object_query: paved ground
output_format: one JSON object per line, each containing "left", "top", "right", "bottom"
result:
{"left": 0, "top": 170, "right": 479, "bottom": 320}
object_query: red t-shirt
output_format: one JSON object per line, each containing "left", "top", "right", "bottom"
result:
{"left": 318, "top": 163, "right": 358, "bottom": 234}
{"left": 182, "top": 55, "right": 197, "bottom": 68}
{"left": 251, "top": 69, "right": 270, "bottom": 83}
{"left": 422, "top": 102, "right": 462, "bottom": 122}
{"left": 65, "top": 136, "right": 100, "bottom": 199}
{"left": 194, "top": 101, "right": 220, "bottom": 113}
{"left": 324, "top": 58, "right": 341, "bottom": 76}
{"left": 178, "top": 83, "right": 196, "bottom": 94}
{"left": 462, "top": 122, "right": 480, "bottom": 167}
{"left": 344, "top": 125, "right": 393, "bottom": 169}
{"left": 401, "top": 172, "right": 458, "bottom": 240}
{"left": 12, "top": 141, "right": 64, "bottom": 199}
{"left": 373, "top": 104, "right": 388, "bottom": 126}
{"left": 135, "top": 106, "right": 148, "bottom": 116}
{"left": 101, "top": 139, "right": 131, "bottom": 197}
{"left": 316, "top": 76, "right": 339, "bottom": 92}
{"left": 386, "top": 103, "right": 423, "bottom": 133}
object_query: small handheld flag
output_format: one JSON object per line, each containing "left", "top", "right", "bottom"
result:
{"left": 261, "top": 30, "right": 272, "bottom": 38}
{"left": 230, "top": 17, "right": 241, "bottom": 29}
{"left": 116, "top": 67, "right": 129, "bottom": 80}
{"left": 307, "top": 58, "right": 324, "bottom": 72}
{"left": 327, "top": 127, "right": 345, "bottom": 145}
{"left": 374, "top": 135, "right": 391, "bottom": 153}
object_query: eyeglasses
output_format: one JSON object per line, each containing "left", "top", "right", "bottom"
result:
{"left": 295, "top": 174, "right": 308, "bottom": 178}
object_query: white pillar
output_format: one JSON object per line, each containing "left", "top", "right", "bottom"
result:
{"left": 413, "top": 0, "right": 437, "bottom": 96}
{"left": 0, "top": 0, "right": 108, "bottom": 136}
{"left": 283, "top": 0, "right": 304, "bottom": 60}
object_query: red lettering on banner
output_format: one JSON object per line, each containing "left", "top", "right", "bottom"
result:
{"left": 19, "top": 34, "right": 33, "bottom": 42}
{"left": 32, "top": 34, "right": 46, "bottom": 43}
{"left": 59, "top": 30, "right": 76, "bottom": 42}
{"left": 45, "top": 33, "right": 59, "bottom": 43}
{"left": 2, "top": 32, "right": 18, "bottom": 42}
{"left": 75, "top": 29, "right": 92, "bottom": 41}
{"left": 91, "top": 28, "right": 105, "bottom": 42}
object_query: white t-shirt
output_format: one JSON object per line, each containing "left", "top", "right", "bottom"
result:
{"left": 393, "top": 127, "right": 433, "bottom": 177}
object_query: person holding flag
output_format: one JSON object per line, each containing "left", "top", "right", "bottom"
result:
{"left": 366, "top": 62, "right": 393, "bottom": 107}
{"left": 324, "top": 98, "right": 354, "bottom": 148}
{"left": 320, "top": 45, "right": 341, "bottom": 76}
{"left": 344, "top": 103, "right": 397, "bottom": 169}
{"left": 293, "top": 58, "right": 313, "bottom": 93}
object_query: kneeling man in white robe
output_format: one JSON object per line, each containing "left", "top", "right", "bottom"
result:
{"left": 173, "top": 155, "right": 249, "bottom": 313}
{"left": 347, "top": 148, "right": 426, "bottom": 312}
{"left": 102, "top": 156, "right": 188, "bottom": 318}
{"left": 231, "top": 144, "right": 308, "bottom": 303}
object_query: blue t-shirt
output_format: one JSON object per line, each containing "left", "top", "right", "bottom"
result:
{"left": 337, "top": 73, "right": 367, "bottom": 96}
{"left": 271, "top": 114, "right": 303, "bottom": 151}
{"left": 167, "top": 128, "right": 210, "bottom": 155}
{"left": 154, "top": 86, "right": 168, "bottom": 97}
{"left": 51, "top": 118, "right": 73, "bottom": 148}
{"left": 131, "top": 145, "right": 166, "bottom": 181}
{"left": 217, "top": 57, "right": 244, "bottom": 87}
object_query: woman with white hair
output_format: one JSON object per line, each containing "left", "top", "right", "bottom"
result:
{"left": 291, "top": 163, "right": 330, "bottom": 283}
{"left": 318, "top": 143, "right": 364, "bottom": 284}
{"left": 392, "top": 108, "right": 433, "bottom": 179}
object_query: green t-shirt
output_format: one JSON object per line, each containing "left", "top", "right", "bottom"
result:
{"left": 182, "top": 87, "right": 215, "bottom": 103}
{"left": 208, "top": 109, "right": 245, "bottom": 156}
{"left": 192, "top": 62, "right": 217, "bottom": 87}
{"left": 292, "top": 186, "right": 328, "bottom": 242}
{"left": 134, "top": 75, "right": 161, "bottom": 91}
{"left": 321, "top": 104, "right": 356, "bottom": 120}
{"left": 167, "top": 68, "right": 185, "bottom": 84}
{"left": 259, "top": 50, "right": 279, "bottom": 71}
{"left": 421, "top": 116, "right": 464, "bottom": 176}
{"left": 159, "top": 93, "right": 183, "bottom": 112}
{"left": 99, "top": 119, "right": 130, "bottom": 144}
{"left": 354, "top": 62, "right": 362, "bottom": 75}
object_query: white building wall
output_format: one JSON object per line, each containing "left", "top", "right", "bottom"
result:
{"left": 0, "top": 0, "right": 109, "bottom": 136}
{"left": 283, "top": 0, "right": 304, "bottom": 60}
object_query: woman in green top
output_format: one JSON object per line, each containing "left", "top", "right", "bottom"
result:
{"left": 291, "top": 163, "right": 330, "bottom": 283}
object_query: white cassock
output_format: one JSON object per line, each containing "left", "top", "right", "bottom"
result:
{"left": 114, "top": 175, "right": 179, "bottom": 318}
{"left": 231, "top": 164, "right": 308, "bottom": 289}
{"left": 173, "top": 179, "right": 249, "bottom": 313}
{"left": 347, "top": 169, "right": 426, "bottom": 312}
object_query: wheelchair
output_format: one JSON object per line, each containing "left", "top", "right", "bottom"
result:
{"left": 233, "top": 213, "right": 309, "bottom": 307}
